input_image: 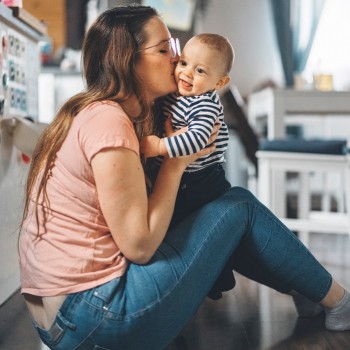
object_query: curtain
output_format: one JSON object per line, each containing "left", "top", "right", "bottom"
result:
{"left": 66, "top": 0, "right": 90, "bottom": 50}
{"left": 270, "top": 0, "right": 325, "bottom": 86}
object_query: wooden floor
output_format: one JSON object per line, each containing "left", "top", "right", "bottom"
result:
{"left": 1, "top": 232, "right": 349, "bottom": 350}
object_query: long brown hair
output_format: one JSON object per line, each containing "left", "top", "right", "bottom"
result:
{"left": 20, "top": 6, "right": 159, "bottom": 234}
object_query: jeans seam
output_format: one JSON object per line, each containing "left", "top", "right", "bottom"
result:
{"left": 73, "top": 318, "right": 106, "bottom": 350}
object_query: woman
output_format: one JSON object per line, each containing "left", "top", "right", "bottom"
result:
{"left": 19, "top": 5, "right": 349, "bottom": 350}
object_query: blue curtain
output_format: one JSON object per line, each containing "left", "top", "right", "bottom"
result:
{"left": 270, "top": 0, "right": 325, "bottom": 86}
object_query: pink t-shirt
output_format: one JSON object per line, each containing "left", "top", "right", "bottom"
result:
{"left": 19, "top": 101, "right": 139, "bottom": 296}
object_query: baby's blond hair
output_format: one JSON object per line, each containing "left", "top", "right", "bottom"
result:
{"left": 194, "top": 33, "right": 234, "bottom": 75}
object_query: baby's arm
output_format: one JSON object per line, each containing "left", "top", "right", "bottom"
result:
{"left": 141, "top": 114, "right": 217, "bottom": 158}
{"left": 140, "top": 118, "right": 188, "bottom": 158}
{"left": 165, "top": 112, "right": 217, "bottom": 157}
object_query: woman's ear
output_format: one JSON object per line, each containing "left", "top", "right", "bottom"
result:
{"left": 215, "top": 75, "right": 231, "bottom": 90}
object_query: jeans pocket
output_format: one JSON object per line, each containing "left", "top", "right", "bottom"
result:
{"left": 35, "top": 321, "right": 64, "bottom": 346}
{"left": 35, "top": 309, "right": 77, "bottom": 348}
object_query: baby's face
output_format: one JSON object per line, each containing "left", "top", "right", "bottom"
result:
{"left": 175, "top": 37, "right": 227, "bottom": 97}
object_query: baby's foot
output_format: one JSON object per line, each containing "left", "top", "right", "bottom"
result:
{"left": 325, "top": 290, "right": 350, "bottom": 331}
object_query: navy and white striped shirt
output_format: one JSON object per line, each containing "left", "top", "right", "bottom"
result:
{"left": 163, "top": 90, "right": 229, "bottom": 173}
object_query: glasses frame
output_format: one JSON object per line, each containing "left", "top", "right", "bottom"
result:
{"left": 137, "top": 37, "right": 181, "bottom": 58}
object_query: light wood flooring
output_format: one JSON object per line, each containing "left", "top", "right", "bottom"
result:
{"left": 1, "top": 232, "right": 349, "bottom": 350}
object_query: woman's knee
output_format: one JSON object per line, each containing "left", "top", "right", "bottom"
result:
{"left": 224, "top": 186, "right": 259, "bottom": 204}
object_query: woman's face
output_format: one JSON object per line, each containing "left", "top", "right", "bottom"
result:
{"left": 136, "top": 17, "right": 178, "bottom": 102}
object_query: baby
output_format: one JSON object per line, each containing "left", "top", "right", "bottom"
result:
{"left": 143, "top": 33, "right": 235, "bottom": 299}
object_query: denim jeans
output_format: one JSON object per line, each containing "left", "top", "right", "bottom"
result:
{"left": 33, "top": 187, "right": 332, "bottom": 350}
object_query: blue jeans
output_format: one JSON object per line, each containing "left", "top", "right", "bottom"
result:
{"left": 33, "top": 187, "right": 332, "bottom": 350}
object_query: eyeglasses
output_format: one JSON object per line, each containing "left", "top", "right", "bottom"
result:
{"left": 137, "top": 37, "right": 181, "bottom": 58}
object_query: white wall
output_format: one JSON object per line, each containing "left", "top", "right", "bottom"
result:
{"left": 195, "top": 0, "right": 284, "bottom": 97}
{"left": 39, "top": 71, "right": 85, "bottom": 123}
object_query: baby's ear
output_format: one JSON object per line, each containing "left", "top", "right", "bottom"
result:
{"left": 216, "top": 75, "right": 230, "bottom": 90}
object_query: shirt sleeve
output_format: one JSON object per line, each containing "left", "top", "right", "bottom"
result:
{"left": 78, "top": 103, "right": 140, "bottom": 163}
{"left": 165, "top": 96, "right": 220, "bottom": 157}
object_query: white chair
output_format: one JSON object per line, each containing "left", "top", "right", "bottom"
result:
{"left": 256, "top": 139, "right": 350, "bottom": 248}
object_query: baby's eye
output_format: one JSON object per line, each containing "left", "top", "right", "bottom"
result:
{"left": 179, "top": 60, "right": 187, "bottom": 66}
{"left": 196, "top": 68, "right": 205, "bottom": 74}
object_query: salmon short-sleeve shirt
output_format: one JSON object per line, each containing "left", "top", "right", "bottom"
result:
{"left": 19, "top": 101, "right": 139, "bottom": 296}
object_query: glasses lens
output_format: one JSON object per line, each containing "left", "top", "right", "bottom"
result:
{"left": 169, "top": 38, "right": 181, "bottom": 58}
{"left": 175, "top": 38, "right": 181, "bottom": 56}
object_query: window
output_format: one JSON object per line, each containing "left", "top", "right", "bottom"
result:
{"left": 305, "top": 0, "right": 350, "bottom": 91}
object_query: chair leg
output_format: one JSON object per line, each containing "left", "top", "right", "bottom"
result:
{"left": 271, "top": 171, "right": 286, "bottom": 218}
{"left": 338, "top": 173, "right": 345, "bottom": 213}
{"left": 345, "top": 165, "right": 350, "bottom": 240}
{"left": 298, "top": 172, "right": 310, "bottom": 248}
{"left": 321, "top": 173, "right": 331, "bottom": 212}
{"left": 258, "top": 157, "right": 271, "bottom": 208}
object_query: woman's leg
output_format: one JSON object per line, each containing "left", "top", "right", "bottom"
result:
{"left": 222, "top": 189, "right": 333, "bottom": 302}
{"left": 107, "top": 186, "right": 346, "bottom": 349}
{"left": 230, "top": 220, "right": 346, "bottom": 309}
{"left": 322, "top": 280, "right": 345, "bottom": 307}
{"left": 38, "top": 187, "right": 347, "bottom": 349}
{"left": 224, "top": 189, "right": 349, "bottom": 330}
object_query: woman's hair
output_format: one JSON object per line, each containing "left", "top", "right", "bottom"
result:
{"left": 21, "top": 5, "right": 159, "bottom": 234}
{"left": 194, "top": 33, "right": 235, "bottom": 75}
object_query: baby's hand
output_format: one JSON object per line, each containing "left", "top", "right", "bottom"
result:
{"left": 141, "top": 136, "right": 167, "bottom": 158}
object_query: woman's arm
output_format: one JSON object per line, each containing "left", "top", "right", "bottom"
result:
{"left": 91, "top": 141, "right": 216, "bottom": 265}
